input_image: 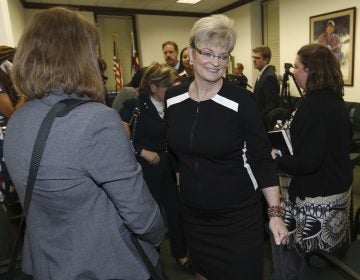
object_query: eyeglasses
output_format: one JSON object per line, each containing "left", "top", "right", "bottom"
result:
{"left": 193, "top": 47, "right": 231, "bottom": 63}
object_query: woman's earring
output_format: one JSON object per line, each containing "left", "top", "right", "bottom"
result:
{"left": 190, "top": 60, "right": 193, "bottom": 65}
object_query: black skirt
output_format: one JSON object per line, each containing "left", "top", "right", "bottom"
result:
{"left": 181, "top": 200, "right": 264, "bottom": 280}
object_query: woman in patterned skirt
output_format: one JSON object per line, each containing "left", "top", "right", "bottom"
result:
{"left": 273, "top": 44, "right": 353, "bottom": 279}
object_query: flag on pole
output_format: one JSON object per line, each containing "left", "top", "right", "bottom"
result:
{"left": 113, "top": 36, "right": 123, "bottom": 91}
{"left": 131, "top": 32, "right": 141, "bottom": 76}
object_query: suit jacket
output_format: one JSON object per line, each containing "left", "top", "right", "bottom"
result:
{"left": 253, "top": 66, "right": 280, "bottom": 122}
{"left": 4, "top": 91, "right": 164, "bottom": 280}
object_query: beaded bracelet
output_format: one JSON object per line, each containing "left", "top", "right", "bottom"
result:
{"left": 267, "top": 205, "right": 285, "bottom": 219}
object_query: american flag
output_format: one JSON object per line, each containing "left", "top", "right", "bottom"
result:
{"left": 113, "top": 37, "right": 123, "bottom": 91}
{"left": 131, "top": 32, "right": 141, "bottom": 76}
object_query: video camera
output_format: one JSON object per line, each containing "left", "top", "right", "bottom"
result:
{"left": 284, "top": 63, "right": 293, "bottom": 74}
{"left": 226, "top": 74, "right": 248, "bottom": 89}
{"left": 281, "top": 62, "right": 303, "bottom": 99}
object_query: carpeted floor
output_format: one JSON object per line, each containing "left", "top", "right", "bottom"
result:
{"left": 160, "top": 236, "right": 274, "bottom": 280}
{"left": 1, "top": 204, "right": 274, "bottom": 280}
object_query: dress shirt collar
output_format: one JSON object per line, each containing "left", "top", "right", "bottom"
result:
{"left": 258, "top": 64, "right": 270, "bottom": 79}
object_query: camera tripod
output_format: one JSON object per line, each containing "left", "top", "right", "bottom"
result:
{"left": 280, "top": 67, "right": 303, "bottom": 111}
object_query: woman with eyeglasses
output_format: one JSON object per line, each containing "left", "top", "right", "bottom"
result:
{"left": 4, "top": 8, "right": 164, "bottom": 279}
{"left": 165, "top": 14, "right": 288, "bottom": 280}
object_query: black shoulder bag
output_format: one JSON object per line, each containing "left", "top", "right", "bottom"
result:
{"left": 6, "top": 99, "right": 164, "bottom": 280}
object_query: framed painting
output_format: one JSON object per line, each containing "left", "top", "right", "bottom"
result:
{"left": 310, "top": 7, "right": 356, "bottom": 86}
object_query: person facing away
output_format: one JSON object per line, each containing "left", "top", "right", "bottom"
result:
{"left": 120, "top": 62, "right": 194, "bottom": 275}
{"left": 271, "top": 43, "right": 352, "bottom": 279}
{"left": 252, "top": 45, "right": 280, "bottom": 124}
{"left": 234, "top": 62, "right": 244, "bottom": 75}
{"left": 97, "top": 57, "right": 110, "bottom": 105}
{"left": 112, "top": 86, "right": 138, "bottom": 114}
{"left": 317, "top": 20, "right": 344, "bottom": 63}
{"left": 4, "top": 7, "right": 164, "bottom": 280}
{"left": 232, "top": 62, "right": 248, "bottom": 88}
{"left": 162, "top": 41, "right": 184, "bottom": 73}
{"left": 165, "top": 14, "right": 288, "bottom": 280}
{"left": 179, "top": 47, "right": 194, "bottom": 83}
{"left": 125, "top": 67, "right": 147, "bottom": 89}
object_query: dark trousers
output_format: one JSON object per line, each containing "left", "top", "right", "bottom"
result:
{"left": 0, "top": 205, "right": 12, "bottom": 259}
{"left": 143, "top": 170, "right": 186, "bottom": 259}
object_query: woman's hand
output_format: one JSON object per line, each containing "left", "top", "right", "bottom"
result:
{"left": 269, "top": 216, "right": 288, "bottom": 245}
{"left": 140, "top": 149, "right": 160, "bottom": 165}
{"left": 262, "top": 187, "right": 287, "bottom": 244}
{"left": 271, "top": 148, "right": 281, "bottom": 159}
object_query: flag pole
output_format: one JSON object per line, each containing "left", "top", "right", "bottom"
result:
{"left": 112, "top": 33, "right": 123, "bottom": 92}
{"left": 131, "top": 32, "right": 141, "bottom": 76}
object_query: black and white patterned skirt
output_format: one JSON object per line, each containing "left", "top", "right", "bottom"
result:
{"left": 283, "top": 188, "right": 351, "bottom": 253}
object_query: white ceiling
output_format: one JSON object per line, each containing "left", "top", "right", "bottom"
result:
{"left": 22, "top": 0, "right": 250, "bottom": 14}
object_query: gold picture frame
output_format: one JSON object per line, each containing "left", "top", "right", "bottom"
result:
{"left": 310, "top": 7, "right": 356, "bottom": 86}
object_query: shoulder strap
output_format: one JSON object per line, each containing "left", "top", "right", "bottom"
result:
{"left": 6, "top": 99, "right": 94, "bottom": 280}
{"left": 129, "top": 98, "right": 141, "bottom": 142}
{"left": 129, "top": 106, "right": 141, "bottom": 142}
{"left": 22, "top": 99, "right": 92, "bottom": 219}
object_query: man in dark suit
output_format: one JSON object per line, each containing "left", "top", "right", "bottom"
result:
{"left": 162, "top": 41, "right": 184, "bottom": 73}
{"left": 252, "top": 46, "right": 280, "bottom": 125}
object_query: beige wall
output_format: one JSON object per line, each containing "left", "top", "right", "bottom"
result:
{"left": 0, "top": 0, "right": 25, "bottom": 46}
{"left": 7, "top": 0, "right": 25, "bottom": 45}
{"left": 280, "top": 0, "right": 360, "bottom": 101}
{"left": 225, "top": 0, "right": 262, "bottom": 88}
{"left": 223, "top": 0, "right": 360, "bottom": 101}
{"left": 96, "top": 15, "right": 133, "bottom": 91}
{"left": 2, "top": 0, "right": 360, "bottom": 101}
{"left": 136, "top": 14, "right": 199, "bottom": 67}
{"left": 0, "top": 0, "right": 12, "bottom": 45}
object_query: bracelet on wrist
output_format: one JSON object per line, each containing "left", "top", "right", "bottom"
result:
{"left": 135, "top": 148, "right": 143, "bottom": 156}
{"left": 267, "top": 205, "right": 285, "bottom": 219}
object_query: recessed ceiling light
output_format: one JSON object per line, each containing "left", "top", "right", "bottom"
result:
{"left": 176, "top": 0, "right": 202, "bottom": 4}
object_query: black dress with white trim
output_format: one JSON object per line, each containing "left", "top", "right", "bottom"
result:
{"left": 165, "top": 78, "right": 278, "bottom": 279}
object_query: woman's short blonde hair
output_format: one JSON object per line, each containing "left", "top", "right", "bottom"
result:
{"left": 12, "top": 7, "right": 104, "bottom": 101}
{"left": 189, "top": 14, "right": 237, "bottom": 52}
